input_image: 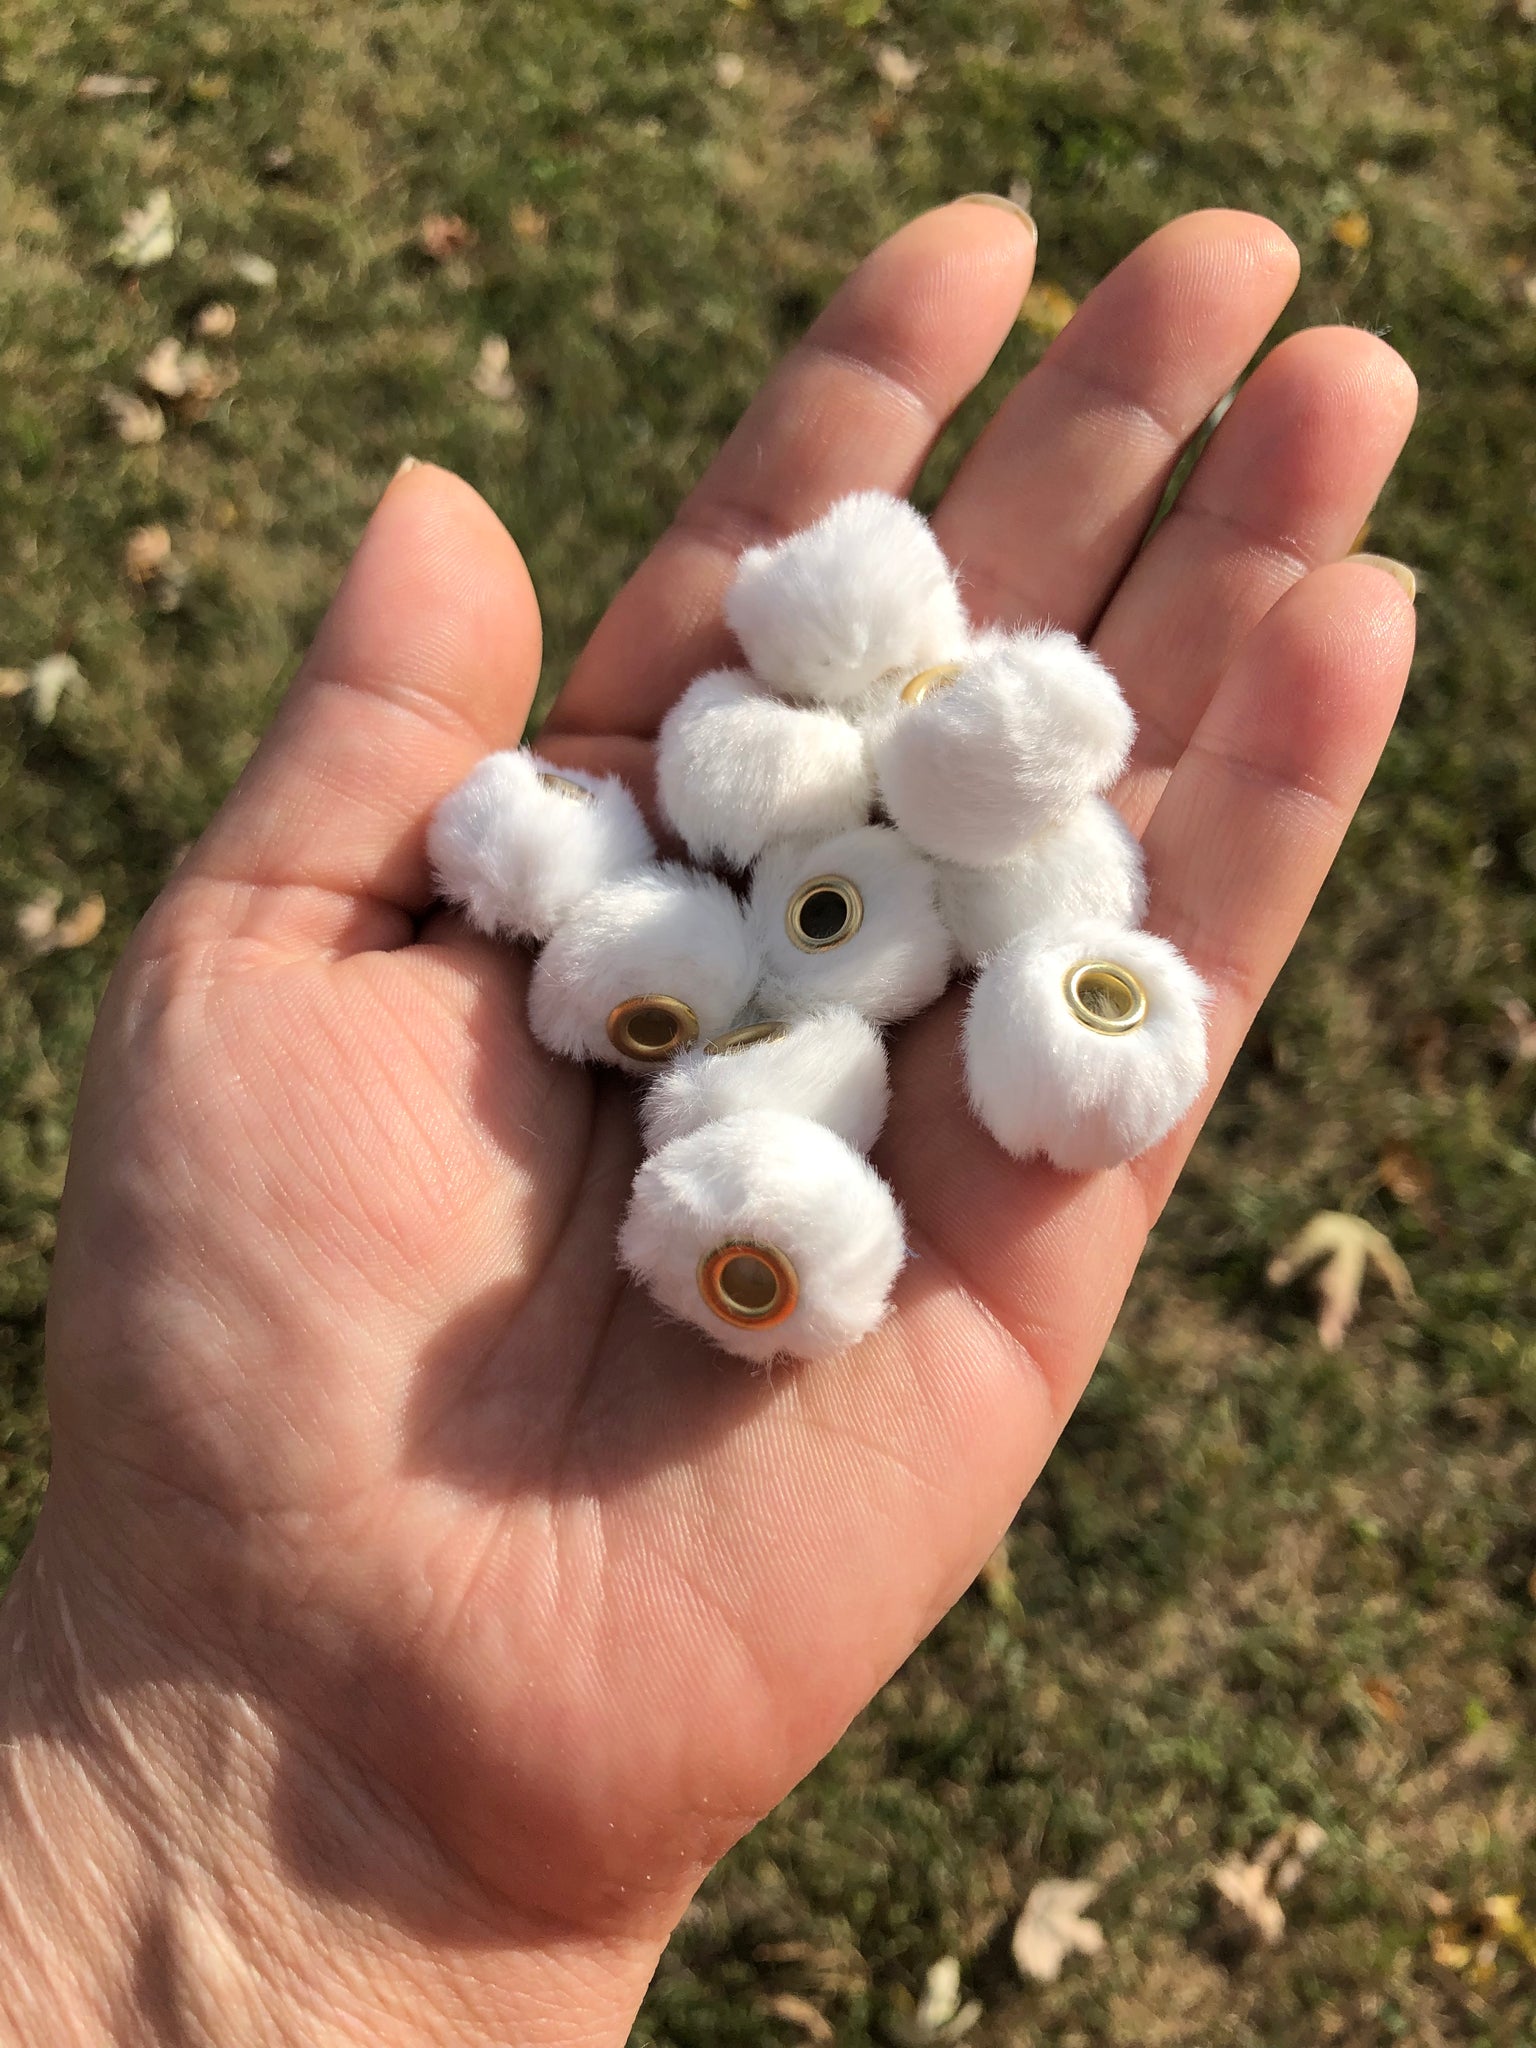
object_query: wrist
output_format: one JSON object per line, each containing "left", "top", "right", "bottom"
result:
{"left": 0, "top": 1529, "right": 665, "bottom": 2047}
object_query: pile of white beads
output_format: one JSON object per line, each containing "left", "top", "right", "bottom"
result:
{"left": 429, "top": 492, "right": 1209, "bottom": 1362}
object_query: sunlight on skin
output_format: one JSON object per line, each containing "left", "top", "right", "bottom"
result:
{"left": 0, "top": 201, "right": 1415, "bottom": 2046}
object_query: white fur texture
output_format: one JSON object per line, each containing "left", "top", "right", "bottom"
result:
{"left": 872, "top": 627, "right": 1136, "bottom": 865}
{"left": 749, "top": 824, "right": 953, "bottom": 1023}
{"left": 963, "top": 922, "right": 1209, "bottom": 1171}
{"left": 620, "top": 1111, "right": 906, "bottom": 1362}
{"left": 428, "top": 749, "right": 655, "bottom": 943}
{"left": 528, "top": 863, "right": 759, "bottom": 1072}
{"left": 639, "top": 1006, "right": 889, "bottom": 1155}
{"left": 933, "top": 799, "right": 1148, "bottom": 964}
{"left": 725, "top": 491, "right": 969, "bottom": 706}
{"left": 656, "top": 668, "right": 872, "bottom": 868}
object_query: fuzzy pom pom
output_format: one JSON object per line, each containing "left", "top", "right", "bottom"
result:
{"left": 932, "top": 800, "right": 1148, "bottom": 964}
{"left": 528, "top": 863, "right": 759, "bottom": 1073}
{"left": 656, "top": 669, "right": 872, "bottom": 868}
{"left": 962, "top": 923, "right": 1209, "bottom": 1170}
{"left": 748, "top": 824, "right": 953, "bottom": 1024}
{"left": 428, "top": 749, "right": 655, "bottom": 943}
{"left": 620, "top": 1111, "right": 905, "bottom": 1362}
{"left": 871, "top": 628, "right": 1136, "bottom": 865}
{"left": 725, "top": 491, "right": 968, "bottom": 706}
{"left": 639, "top": 1006, "right": 889, "bottom": 1156}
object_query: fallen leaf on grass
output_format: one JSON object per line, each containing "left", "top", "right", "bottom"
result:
{"left": 760, "top": 1991, "right": 834, "bottom": 2041}
{"left": 1362, "top": 1676, "right": 1406, "bottom": 1724}
{"left": 136, "top": 338, "right": 236, "bottom": 417}
{"left": 1210, "top": 1819, "right": 1326, "bottom": 1946}
{"left": 1331, "top": 209, "right": 1372, "bottom": 251}
{"left": 874, "top": 46, "right": 925, "bottom": 90}
{"left": 123, "top": 525, "right": 172, "bottom": 582}
{"left": 714, "top": 52, "right": 746, "bottom": 88}
{"left": 111, "top": 189, "right": 177, "bottom": 269}
{"left": 16, "top": 890, "right": 103, "bottom": 953}
{"left": 509, "top": 202, "right": 549, "bottom": 243}
{"left": 77, "top": 73, "right": 156, "bottom": 100}
{"left": 230, "top": 251, "right": 278, "bottom": 289}
{"left": 1498, "top": 995, "right": 1536, "bottom": 1064}
{"left": 419, "top": 211, "right": 476, "bottom": 262}
{"left": 1377, "top": 1141, "right": 1434, "bottom": 1210}
{"left": 911, "top": 1957, "right": 982, "bottom": 2042}
{"left": 193, "top": 300, "right": 238, "bottom": 339}
{"left": 0, "top": 669, "right": 28, "bottom": 699}
{"left": 471, "top": 334, "right": 519, "bottom": 402}
{"left": 1012, "top": 1878, "right": 1103, "bottom": 1983}
{"left": 1265, "top": 1212, "right": 1414, "bottom": 1349}
{"left": 1020, "top": 282, "right": 1077, "bottom": 337}
{"left": 100, "top": 387, "right": 166, "bottom": 445}
{"left": 28, "top": 654, "right": 84, "bottom": 725}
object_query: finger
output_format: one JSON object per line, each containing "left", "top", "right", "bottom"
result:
{"left": 1129, "top": 557, "right": 1416, "bottom": 1211}
{"left": 931, "top": 210, "right": 1300, "bottom": 634}
{"left": 168, "top": 466, "right": 542, "bottom": 954}
{"left": 1102, "top": 327, "right": 1417, "bottom": 832}
{"left": 545, "top": 199, "right": 1037, "bottom": 740}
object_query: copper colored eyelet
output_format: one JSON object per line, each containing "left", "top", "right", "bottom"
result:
{"left": 606, "top": 994, "right": 700, "bottom": 1063}
{"left": 899, "top": 662, "right": 964, "bottom": 707}
{"left": 703, "top": 1021, "right": 790, "bottom": 1057}
{"left": 698, "top": 1241, "right": 799, "bottom": 1329}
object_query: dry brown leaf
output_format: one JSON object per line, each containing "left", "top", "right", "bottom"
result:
{"left": 1331, "top": 210, "right": 1372, "bottom": 251}
{"left": 1211, "top": 1855, "right": 1286, "bottom": 1945}
{"left": 1020, "top": 281, "right": 1077, "bottom": 337}
{"left": 760, "top": 1991, "right": 834, "bottom": 2042}
{"left": 231, "top": 251, "right": 278, "bottom": 289}
{"left": 1378, "top": 1141, "right": 1433, "bottom": 1209}
{"left": 1362, "top": 1676, "right": 1406, "bottom": 1724}
{"left": 1430, "top": 1924, "right": 1474, "bottom": 1970}
{"left": 0, "top": 669, "right": 28, "bottom": 699}
{"left": 138, "top": 337, "right": 222, "bottom": 402}
{"left": 419, "top": 211, "right": 475, "bottom": 262}
{"left": 874, "top": 45, "right": 924, "bottom": 91}
{"left": 1498, "top": 995, "right": 1536, "bottom": 1064}
{"left": 124, "top": 524, "right": 172, "bottom": 583}
{"left": 54, "top": 895, "right": 106, "bottom": 949}
{"left": 1012, "top": 1878, "right": 1104, "bottom": 1983}
{"left": 29, "top": 654, "right": 84, "bottom": 725}
{"left": 16, "top": 890, "right": 62, "bottom": 951}
{"left": 111, "top": 189, "right": 177, "bottom": 268}
{"left": 193, "top": 300, "right": 238, "bottom": 339}
{"left": 714, "top": 52, "right": 746, "bottom": 88}
{"left": 471, "top": 334, "right": 519, "bottom": 402}
{"left": 77, "top": 73, "right": 156, "bottom": 100}
{"left": 1265, "top": 1211, "right": 1414, "bottom": 1349}
{"left": 100, "top": 386, "right": 166, "bottom": 445}
{"left": 509, "top": 202, "right": 549, "bottom": 243}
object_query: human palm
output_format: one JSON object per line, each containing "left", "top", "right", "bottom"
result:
{"left": 17, "top": 203, "right": 1415, "bottom": 2040}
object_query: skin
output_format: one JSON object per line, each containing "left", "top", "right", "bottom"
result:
{"left": 0, "top": 201, "right": 1417, "bottom": 2045}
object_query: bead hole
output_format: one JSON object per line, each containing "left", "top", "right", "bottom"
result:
{"left": 628, "top": 1006, "right": 683, "bottom": 1052}
{"left": 786, "top": 876, "right": 864, "bottom": 953}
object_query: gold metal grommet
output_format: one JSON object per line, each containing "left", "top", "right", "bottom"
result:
{"left": 606, "top": 994, "right": 700, "bottom": 1063}
{"left": 786, "top": 875, "right": 864, "bottom": 953}
{"left": 703, "top": 1021, "right": 790, "bottom": 1057}
{"left": 1063, "top": 960, "right": 1148, "bottom": 1035}
{"left": 900, "top": 661, "right": 963, "bottom": 707}
{"left": 537, "top": 771, "right": 595, "bottom": 804}
{"left": 698, "top": 1241, "right": 799, "bottom": 1330}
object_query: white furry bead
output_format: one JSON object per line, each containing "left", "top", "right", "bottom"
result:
{"left": 962, "top": 923, "right": 1210, "bottom": 1171}
{"left": 871, "top": 627, "right": 1136, "bottom": 865}
{"left": 619, "top": 1111, "right": 906, "bottom": 1363}
{"left": 725, "top": 491, "right": 969, "bottom": 707}
{"left": 428, "top": 749, "right": 656, "bottom": 943}
{"left": 639, "top": 1006, "right": 889, "bottom": 1156}
{"left": 932, "top": 799, "right": 1148, "bottom": 965}
{"left": 656, "top": 669, "right": 872, "bottom": 868}
{"left": 528, "top": 863, "right": 759, "bottom": 1073}
{"left": 748, "top": 825, "right": 953, "bottom": 1024}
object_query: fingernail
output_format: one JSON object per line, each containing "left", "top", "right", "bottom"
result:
{"left": 957, "top": 192, "right": 1037, "bottom": 241}
{"left": 393, "top": 455, "right": 420, "bottom": 479}
{"left": 1352, "top": 552, "right": 1417, "bottom": 604}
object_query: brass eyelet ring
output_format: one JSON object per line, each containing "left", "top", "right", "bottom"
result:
{"left": 537, "top": 770, "right": 595, "bottom": 804}
{"left": 698, "top": 1241, "right": 799, "bottom": 1330}
{"left": 900, "top": 661, "right": 964, "bottom": 707}
{"left": 1063, "top": 960, "right": 1149, "bottom": 1035}
{"left": 606, "top": 994, "right": 700, "bottom": 1063}
{"left": 785, "top": 875, "right": 864, "bottom": 953}
{"left": 703, "top": 1021, "right": 790, "bottom": 1057}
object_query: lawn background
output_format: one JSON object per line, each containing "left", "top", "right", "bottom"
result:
{"left": 2, "top": 1, "right": 1534, "bottom": 2040}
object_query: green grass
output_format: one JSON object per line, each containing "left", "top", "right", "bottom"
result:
{"left": 3, "top": 1, "right": 1535, "bottom": 2040}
